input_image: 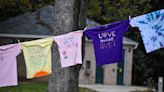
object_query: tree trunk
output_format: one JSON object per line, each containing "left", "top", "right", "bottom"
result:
{"left": 48, "top": 0, "right": 87, "bottom": 92}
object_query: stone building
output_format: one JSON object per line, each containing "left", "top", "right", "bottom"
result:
{"left": 79, "top": 37, "right": 138, "bottom": 85}
{"left": 79, "top": 19, "right": 138, "bottom": 86}
{"left": 0, "top": 6, "right": 138, "bottom": 85}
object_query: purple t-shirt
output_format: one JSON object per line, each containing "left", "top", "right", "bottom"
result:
{"left": 84, "top": 20, "right": 129, "bottom": 66}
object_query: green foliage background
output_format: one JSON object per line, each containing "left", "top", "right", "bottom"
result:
{"left": 87, "top": 0, "right": 164, "bottom": 86}
{"left": 0, "top": 0, "right": 54, "bottom": 21}
{"left": 0, "top": 0, "right": 164, "bottom": 87}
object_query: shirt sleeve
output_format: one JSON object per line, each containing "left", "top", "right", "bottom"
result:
{"left": 116, "top": 20, "right": 130, "bottom": 34}
{"left": 84, "top": 30, "right": 93, "bottom": 39}
{"left": 130, "top": 17, "right": 139, "bottom": 27}
{"left": 130, "top": 15, "right": 149, "bottom": 32}
{"left": 122, "top": 20, "right": 130, "bottom": 33}
{"left": 15, "top": 43, "right": 21, "bottom": 56}
{"left": 53, "top": 36, "right": 60, "bottom": 46}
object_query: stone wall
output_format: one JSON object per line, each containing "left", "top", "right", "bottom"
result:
{"left": 79, "top": 41, "right": 96, "bottom": 84}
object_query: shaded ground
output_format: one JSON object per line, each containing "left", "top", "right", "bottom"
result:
{"left": 0, "top": 82, "right": 96, "bottom": 92}
{"left": 79, "top": 84, "right": 153, "bottom": 92}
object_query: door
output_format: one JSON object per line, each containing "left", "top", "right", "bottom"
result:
{"left": 117, "top": 50, "right": 125, "bottom": 85}
{"left": 96, "top": 66, "right": 104, "bottom": 84}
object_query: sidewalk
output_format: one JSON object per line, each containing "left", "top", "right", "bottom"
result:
{"left": 79, "top": 84, "right": 149, "bottom": 92}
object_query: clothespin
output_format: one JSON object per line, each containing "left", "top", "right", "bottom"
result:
{"left": 129, "top": 16, "right": 131, "bottom": 21}
{"left": 83, "top": 27, "right": 87, "bottom": 32}
{"left": 17, "top": 39, "right": 21, "bottom": 44}
{"left": 17, "top": 39, "right": 22, "bottom": 49}
{"left": 103, "top": 24, "right": 108, "bottom": 28}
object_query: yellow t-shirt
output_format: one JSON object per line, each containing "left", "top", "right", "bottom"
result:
{"left": 22, "top": 37, "right": 53, "bottom": 79}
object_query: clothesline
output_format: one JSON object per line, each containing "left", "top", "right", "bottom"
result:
{"left": 0, "top": 9, "right": 163, "bottom": 88}
{"left": 0, "top": 34, "right": 52, "bottom": 38}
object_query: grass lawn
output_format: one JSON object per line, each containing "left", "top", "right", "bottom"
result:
{"left": 0, "top": 82, "right": 96, "bottom": 92}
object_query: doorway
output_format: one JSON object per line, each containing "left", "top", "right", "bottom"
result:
{"left": 96, "top": 66, "right": 104, "bottom": 84}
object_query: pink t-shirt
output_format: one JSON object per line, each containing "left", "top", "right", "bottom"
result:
{"left": 0, "top": 43, "right": 21, "bottom": 87}
{"left": 54, "top": 31, "right": 83, "bottom": 68}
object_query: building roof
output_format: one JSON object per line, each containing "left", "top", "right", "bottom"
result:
{"left": 0, "top": 5, "right": 138, "bottom": 49}
{"left": 0, "top": 6, "right": 54, "bottom": 36}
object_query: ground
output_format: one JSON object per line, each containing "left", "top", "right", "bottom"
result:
{"left": 0, "top": 82, "right": 154, "bottom": 92}
{"left": 0, "top": 82, "right": 96, "bottom": 92}
{"left": 79, "top": 84, "right": 154, "bottom": 92}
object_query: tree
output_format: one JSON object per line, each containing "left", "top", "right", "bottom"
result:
{"left": 0, "top": 0, "right": 87, "bottom": 91}
{"left": 48, "top": 0, "right": 87, "bottom": 92}
{"left": 87, "top": 0, "right": 152, "bottom": 24}
{"left": 0, "top": 0, "right": 54, "bottom": 21}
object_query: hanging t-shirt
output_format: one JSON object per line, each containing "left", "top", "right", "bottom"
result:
{"left": 54, "top": 31, "right": 83, "bottom": 68}
{"left": 84, "top": 20, "right": 129, "bottom": 66}
{"left": 21, "top": 38, "right": 53, "bottom": 79}
{"left": 130, "top": 9, "right": 164, "bottom": 53}
{"left": 0, "top": 43, "right": 21, "bottom": 87}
